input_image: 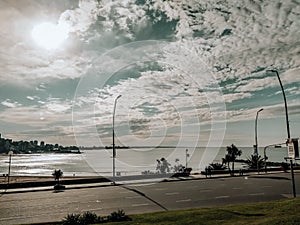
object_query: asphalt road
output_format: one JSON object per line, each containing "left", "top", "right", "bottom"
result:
{"left": 0, "top": 172, "right": 299, "bottom": 225}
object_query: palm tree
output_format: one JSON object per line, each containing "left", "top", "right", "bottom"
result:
{"left": 52, "top": 169, "right": 63, "bottom": 185}
{"left": 224, "top": 144, "right": 242, "bottom": 175}
{"left": 245, "top": 154, "right": 264, "bottom": 170}
{"left": 222, "top": 154, "right": 232, "bottom": 173}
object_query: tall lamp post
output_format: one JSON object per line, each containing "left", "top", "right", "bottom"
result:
{"left": 254, "top": 108, "right": 264, "bottom": 156}
{"left": 185, "top": 149, "right": 189, "bottom": 169}
{"left": 267, "top": 69, "right": 295, "bottom": 197}
{"left": 112, "top": 94, "right": 122, "bottom": 182}
{"left": 254, "top": 108, "right": 263, "bottom": 174}
{"left": 7, "top": 150, "right": 13, "bottom": 184}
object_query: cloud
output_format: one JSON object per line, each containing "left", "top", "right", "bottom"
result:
{"left": 8, "top": 124, "right": 77, "bottom": 146}
{"left": 160, "top": 0, "right": 300, "bottom": 85}
{"left": 0, "top": 97, "right": 73, "bottom": 127}
{"left": 26, "top": 96, "right": 38, "bottom": 101}
{"left": 45, "top": 102, "right": 71, "bottom": 113}
{"left": 282, "top": 68, "right": 300, "bottom": 84}
{"left": 235, "top": 77, "right": 277, "bottom": 92}
{"left": 1, "top": 99, "right": 22, "bottom": 108}
{"left": 59, "top": 0, "right": 150, "bottom": 41}
{"left": 223, "top": 92, "right": 252, "bottom": 103}
{"left": 59, "top": 0, "right": 98, "bottom": 35}
{"left": 0, "top": 0, "right": 299, "bottom": 146}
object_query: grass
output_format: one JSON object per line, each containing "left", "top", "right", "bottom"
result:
{"left": 30, "top": 197, "right": 300, "bottom": 225}
{"left": 103, "top": 197, "right": 300, "bottom": 225}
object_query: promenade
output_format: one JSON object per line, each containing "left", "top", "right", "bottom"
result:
{"left": 0, "top": 169, "right": 293, "bottom": 194}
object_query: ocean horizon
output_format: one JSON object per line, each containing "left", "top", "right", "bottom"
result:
{"left": 0, "top": 146, "right": 288, "bottom": 177}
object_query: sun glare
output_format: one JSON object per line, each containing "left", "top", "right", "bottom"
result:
{"left": 32, "top": 22, "right": 69, "bottom": 50}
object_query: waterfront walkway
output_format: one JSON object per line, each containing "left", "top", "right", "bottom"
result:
{"left": 0, "top": 169, "right": 292, "bottom": 194}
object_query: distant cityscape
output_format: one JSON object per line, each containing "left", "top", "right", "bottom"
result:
{"left": 0, "top": 133, "right": 80, "bottom": 154}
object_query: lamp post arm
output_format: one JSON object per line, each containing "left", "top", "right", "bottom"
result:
{"left": 263, "top": 142, "right": 286, "bottom": 173}
{"left": 269, "top": 70, "right": 290, "bottom": 139}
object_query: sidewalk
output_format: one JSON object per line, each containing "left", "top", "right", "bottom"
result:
{"left": 0, "top": 173, "right": 217, "bottom": 194}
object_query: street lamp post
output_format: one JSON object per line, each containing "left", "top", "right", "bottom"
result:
{"left": 254, "top": 108, "right": 263, "bottom": 174}
{"left": 267, "top": 69, "right": 296, "bottom": 197}
{"left": 112, "top": 94, "right": 122, "bottom": 182}
{"left": 185, "top": 149, "right": 189, "bottom": 169}
{"left": 254, "top": 108, "right": 264, "bottom": 156}
{"left": 7, "top": 150, "right": 13, "bottom": 184}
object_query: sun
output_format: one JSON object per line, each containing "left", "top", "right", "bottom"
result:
{"left": 31, "top": 22, "right": 69, "bottom": 50}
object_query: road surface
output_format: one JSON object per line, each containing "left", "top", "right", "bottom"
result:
{"left": 0, "top": 172, "right": 299, "bottom": 225}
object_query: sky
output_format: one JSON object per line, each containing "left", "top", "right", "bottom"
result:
{"left": 0, "top": 0, "right": 299, "bottom": 150}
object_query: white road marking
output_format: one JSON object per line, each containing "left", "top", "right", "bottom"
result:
{"left": 132, "top": 203, "right": 149, "bottom": 207}
{"left": 165, "top": 192, "right": 179, "bottom": 195}
{"left": 125, "top": 196, "right": 142, "bottom": 199}
{"left": 155, "top": 188, "right": 167, "bottom": 191}
{"left": 282, "top": 194, "right": 293, "bottom": 198}
{"left": 119, "top": 191, "right": 131, "bottom": 194}
{"left": 130, "top": 183, "right": 156, "bottom": 187}
{"left": 199, "top": 190, "right": 212, "bottom": 192}
{"left": 232, "top": 187, "right": 242, "bottom": 190}
{"left": 215, "top": 196, "right": 229, "bottom": 199}
{"left": 89, "top": 207, "right": 103, "bottom": 211}
{"left": 176, "top": 199, "right": 191, "bottom": 203}
{"left": 248, "top": 193, "right": 265, "bottom": 196}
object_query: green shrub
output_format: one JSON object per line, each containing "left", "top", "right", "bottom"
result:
{"left": 107, "top": 209, "right": 131, "bottom": 222}
{"left": 62, "top": 210, "right": 131, "bottom": 224}
{"left": 62, "top": 213, "right": 82, "bottom": 225}
{"left": 81, "top": 211, "right": 98, "bottom": 224}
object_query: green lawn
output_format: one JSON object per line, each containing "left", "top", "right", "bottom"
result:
{"left": 103, "top": 197, "right": 300, "bottom": 225}
{"left": 30, "top": 197, "right": 300, "bottom": 225}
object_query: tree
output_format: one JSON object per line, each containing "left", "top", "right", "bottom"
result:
{"left": 245, "top": 154, "right": 264, "bottom": 170}
{"left": 52, "top": 169, "right": 63, "bottom": 185}
{"left": 222, "top": 154, "right": 232, "bottom": 173}
{"left": 223, "top": 144, "right": 242, "bottom": 175}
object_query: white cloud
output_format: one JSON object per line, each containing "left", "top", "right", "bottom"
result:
{"left": 282, "top": 68, "right": 300, "bottom": 84}
{"left": 0, "top": 97, "right": 73, "bottom": 127}
{"left": 0, "top": 0, "right": 299, "bottom": 146}
{"left": 223, "top": 92, "right": 252, "bottom": 103}
{"left": 1, "top": 99, "right": 22, "bottom": 108}
{"left": 45, "top": 102, "right": 71, "bottom": 113}
{"left": 59, "top": 0, "right": 98, "bottom": 35}
{"left": 26, "top": 96, "right": 37, "bottom": 101}
{"left": 235, "top": 77, "right": 277, "bottom": 92}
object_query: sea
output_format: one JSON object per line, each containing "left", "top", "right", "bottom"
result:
{"left": 0, "top": 147, "right": 288, "bottom": 177}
